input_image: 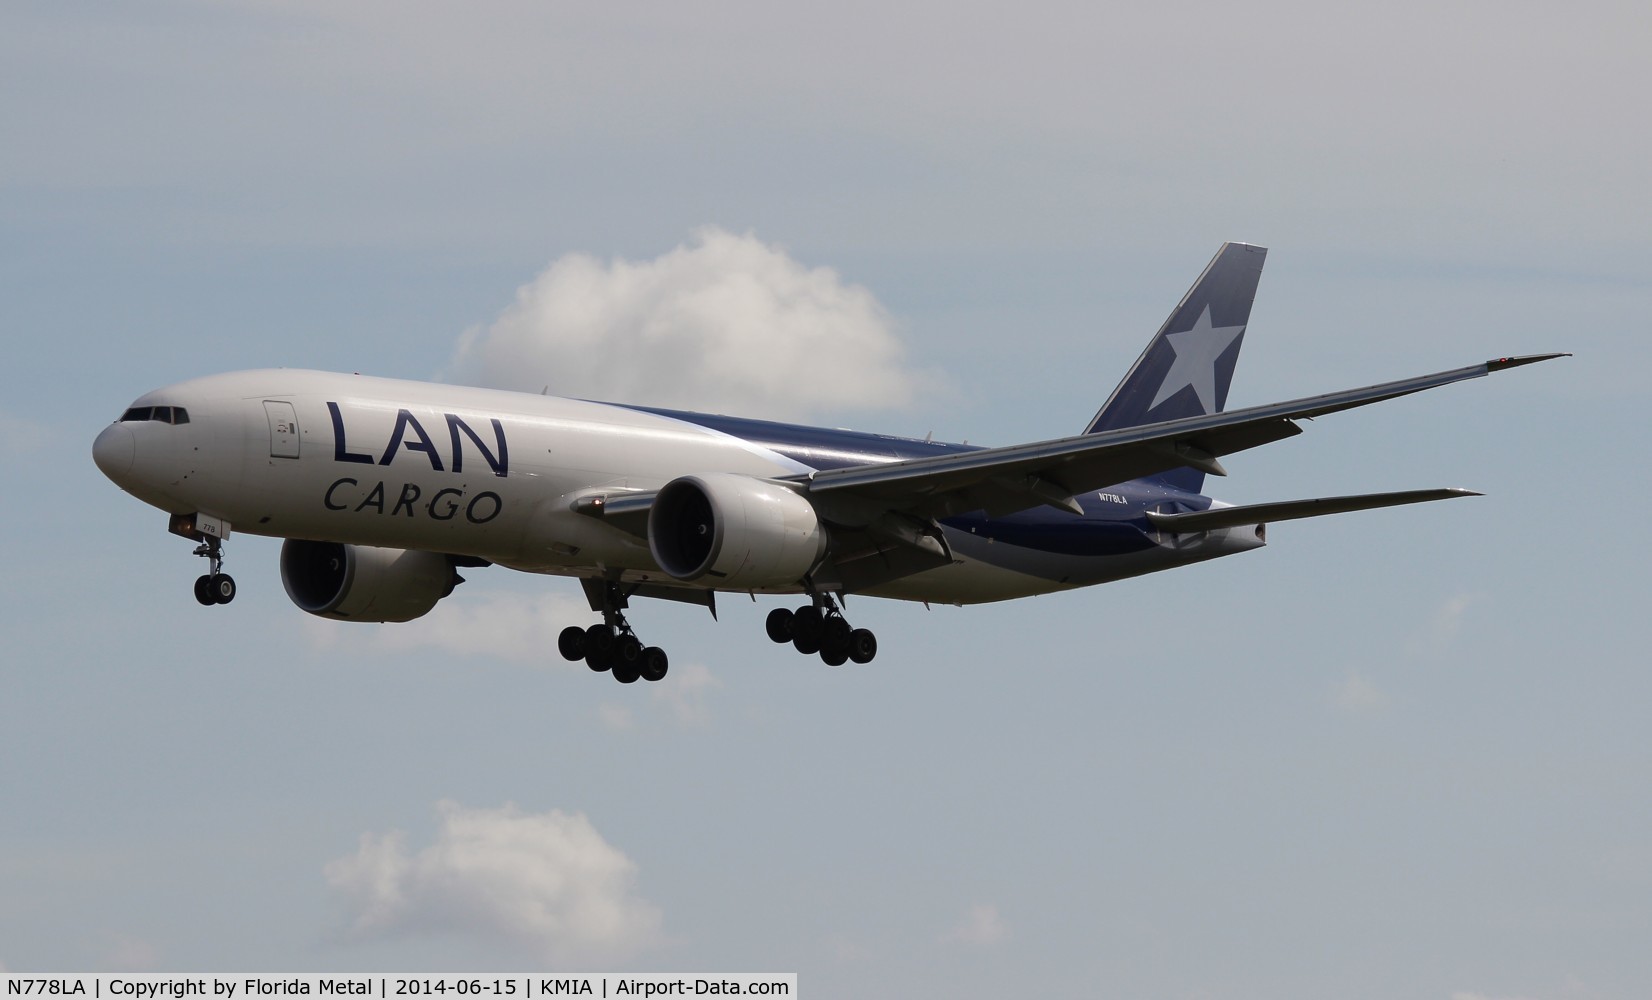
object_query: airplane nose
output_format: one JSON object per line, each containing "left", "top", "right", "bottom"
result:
{"left": 93, "top": 423, "right": 135, "bottom": 481}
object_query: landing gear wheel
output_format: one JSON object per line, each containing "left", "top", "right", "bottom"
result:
{"left": 558, "top": 626, "right": 587, "bottom": 661}
{"left": 822, "top": 616, "right": 851, "bottom": 649}
{"left": 640, "top": 646, "right": 669, "bottom": 682}
{"left": 848, "top": 628, "right": 878, "bottom": 664}
{"left": 820, "top": 645, "right": 849, "bottom": 667}
{"left": 793, "top": 633, "right": 821, "bottom": 656}
{"left": 792, "top": 606, "right": 824, "bottom": 646}
{"left": 208, "top": 574, "right": 236, "bottom": 604}
{"left": 765, "top": 608, "right": 795, "bottom": 643}
{"left": 612, "top": 659, "right": 641, "bottom": 684}
{"left": 584, "top": 624, "right": 614, "bottom": 672}
{"left": 194, "top": 575, "right": 216, "bottom": 606}
{"left": 616, "top": 634, "right": 644, "bottom": 668}
{"left": 585, "top": 624, "right": 616, "bottom": 658}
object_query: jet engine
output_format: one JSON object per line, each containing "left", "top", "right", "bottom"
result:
{"left": 280, "top": 540, "right": 460, "bottom": 622}
{"left": 648, "top": 474, "right": 827, "bottom": 590}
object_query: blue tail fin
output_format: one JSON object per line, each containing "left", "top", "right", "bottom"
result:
{"left": 1084, "top": 242, "right": 1267, "bottom": 493}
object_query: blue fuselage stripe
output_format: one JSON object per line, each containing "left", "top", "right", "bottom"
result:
{"left": 621, "top": 405, "right": 1211, "bottom": 556}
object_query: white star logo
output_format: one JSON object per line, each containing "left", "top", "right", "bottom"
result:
{"left": 1148, "top": 305, "right": 1247, "bottom": 413}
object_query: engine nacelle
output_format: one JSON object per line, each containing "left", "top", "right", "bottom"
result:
{"left": 280, "top": 540, "right": 459, "bottom": 622}
{"left": 648, "top": 473, "right": 827, "bottom": 590}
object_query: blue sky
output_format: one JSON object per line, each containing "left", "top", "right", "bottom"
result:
{"left": 3, "top": 3, "right": 1647, "bottom": 997}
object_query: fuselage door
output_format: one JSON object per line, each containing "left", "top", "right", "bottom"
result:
{"left": 264, "top": 400, "right": 300, "bottom": 459}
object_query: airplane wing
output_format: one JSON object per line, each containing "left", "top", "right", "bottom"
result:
{"left": 804, "top": 354, "right": 1566, "bottom": 519}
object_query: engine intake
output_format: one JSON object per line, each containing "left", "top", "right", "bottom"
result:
{"left": 648, "top": 474, "right": 826, "bottom": 590}
{"left": 280, "top": 540, "right": 459, "bottom": 622}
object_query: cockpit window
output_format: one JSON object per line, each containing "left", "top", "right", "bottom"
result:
{"left": 119, "top": 406, "right": 190, "bottom": 424}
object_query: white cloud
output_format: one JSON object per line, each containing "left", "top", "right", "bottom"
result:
{"left": 0, "top": 411, "right": 50, "bottom": 456}
{"left": 326, "top": 800, "right": 662, "bottom": 964}
{"left": 103, "top": 934, "right": 159, "bottom": 972}
{"left": 1335, "top": 670, "right": 1389, "bottom": 713}
{"left": 302, "top": 588, "right": 594, "bottom": 665}
{"left": 1404, "top": 591, "right": 1486, "bottom": 661}
{"left": 447, "top": 227, "right": 935, "bottom": 422}
{"left": 596, "top": 703, "right": 635, "bottom": 731}
{"left": 650, "top": 662, "right": 723, "bottom": 727}
{"left": 1433, "top": 592, "right": 1482, "bottom": 642}
{"left": 824, "top": 932, "right": 873, "bottom": 964}
{"left": 942, "top": 902, "right": 1008, "bottom": 947}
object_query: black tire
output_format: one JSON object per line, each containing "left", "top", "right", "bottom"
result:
{"left": 792, "top": 633, "right": 821, "bottom": 656}
{"left": 194, "top": 575, "right": 215, "bottom": 606}
{"left": 792, "top": 606, "right": 824, "bottom": 645}
{"left": 823, "top": 615, "right": 851, "bottom": 649}
{"left": 557, "top": 625, "right": 586, "bottom": 661}
{"left": 848, "top": 628, "right": 878, "bottom": 664}
{"left": 764, "top": 607, "right": 795, "bottom": 643}
{"left": 820, "top": 645, "right": 848, "bottom": 667}
{"left": 585, "top": 624, "right": 616, "bottom": 658}
{"left": 641, "top": 646, "right": 669, "bottom": 682}
{"left": 617, "top": 634, "right": 643, "bottom": 667}
{"left": 612, "top": 659, "right": 641, "bottom": 684}
{"left": 210, "top": 574, "right": 236, "bottom": 604}
{"left": 584, "top": 625, "right": 614, "bottom": 672}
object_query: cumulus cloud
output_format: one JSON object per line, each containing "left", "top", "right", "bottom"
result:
{"left": 447, "top": 227, "right": 935, "bottom": 422}
{"left": 942, "top": 902, "right": 1008, "bottom": 947}
{"left": 303, "top": 588, "right": 594, "bottom": 664}
{"left": 326, "top": 800, "right": 662, "bottom": 963}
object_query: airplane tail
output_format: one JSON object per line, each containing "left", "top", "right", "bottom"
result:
{"left": 1084, "top": 242, "right": 1267, "bottom": 493}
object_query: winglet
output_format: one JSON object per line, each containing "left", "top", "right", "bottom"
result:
{"left": 1487, "top": 353, "right": 1570, "bottom": 372}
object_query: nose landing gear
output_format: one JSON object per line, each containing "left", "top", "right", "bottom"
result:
{"left": 190, "top": 536, "right": 236, "bottom": 606}
{"left": 168, "top": 513, "right": 236, "bottom": 607}
{"left": 765, "top": 594, "right": 877, "bottom": 665}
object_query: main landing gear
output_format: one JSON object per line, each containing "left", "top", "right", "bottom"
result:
{"left": 191, "top": 536, "right": 236, "bottom": 606}
{"left": 764, "top": 595, "right": 877, "bottom": 666}
{"left": 556, "top": 582, "right": 669, "bottom": 684}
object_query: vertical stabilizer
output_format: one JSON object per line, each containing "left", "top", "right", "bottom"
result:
{"left": 1084, "top": 242, "right": 1267, "bottom": 493}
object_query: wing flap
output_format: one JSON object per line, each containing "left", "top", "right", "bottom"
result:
{"left": 1146, "top": 488, "right": 1481, "bottom": 533}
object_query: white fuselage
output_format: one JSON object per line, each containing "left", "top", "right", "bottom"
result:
{"left": 93, "top": 370, "right": 1261, "bottom": 606}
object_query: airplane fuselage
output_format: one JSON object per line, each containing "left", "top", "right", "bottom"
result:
{"left": 93, "top": 369, "right": 1260, "bottom": 606}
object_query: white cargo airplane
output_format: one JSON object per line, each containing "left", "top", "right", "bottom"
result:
{"left": 93, "top": 243, "right": 1563, "bottom": 682}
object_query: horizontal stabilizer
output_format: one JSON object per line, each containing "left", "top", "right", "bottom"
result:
{"left": 1145, "top": 488, "right": 1481, "bottom": 533}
